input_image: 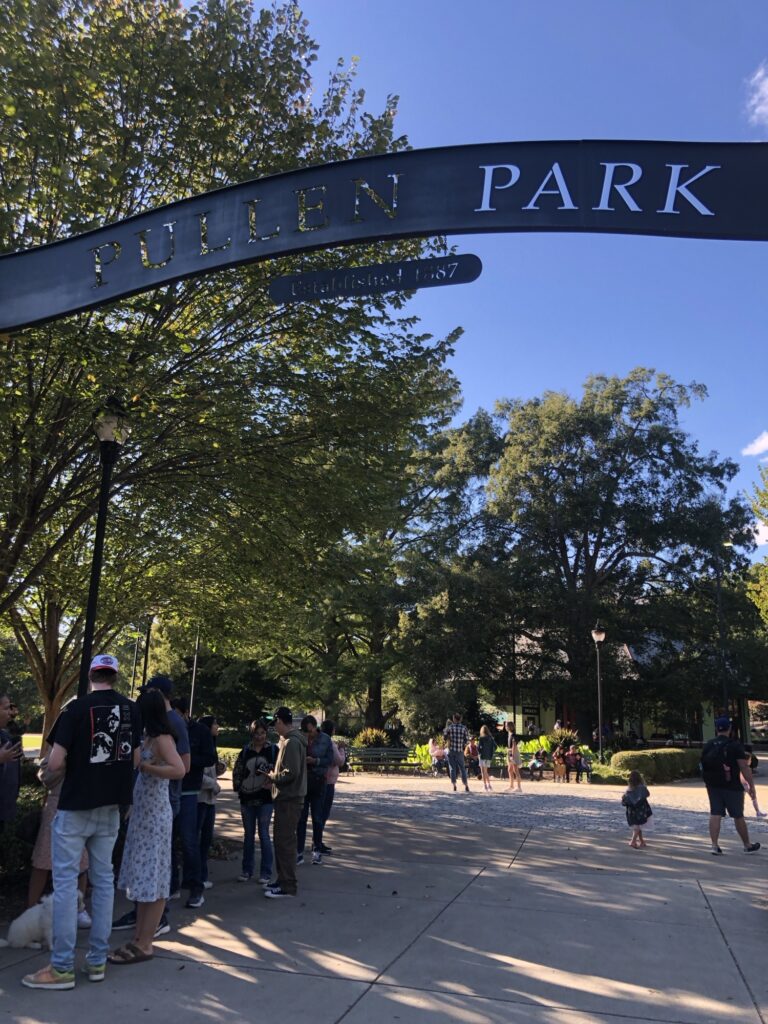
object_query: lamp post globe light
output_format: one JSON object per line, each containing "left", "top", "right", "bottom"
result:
{"left": 77, "top": 399, "right": 131, "bottom": 697}
{"left": 591, "top": 623, "right": 606, "bottom": 763}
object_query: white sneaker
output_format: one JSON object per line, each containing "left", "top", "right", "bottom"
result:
{"left": 77, "top": 909, "right": 92, "bottom": 929}
{"left": 312, "top": 850, "right": 322, "bottom": 865}
{"left": 202, "top": 881, "right": 213, "bottom": 889}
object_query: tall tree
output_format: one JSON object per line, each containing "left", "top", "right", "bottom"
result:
{"left": 486, "top": 368, "right": 757, "bottom": 734}
{"left": 0, "top": 0, "right": 457, "bottom": 721}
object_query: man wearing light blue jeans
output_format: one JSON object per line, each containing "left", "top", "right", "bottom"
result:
{"left": 22, "top": 655, "right": 140, "bottom": 991}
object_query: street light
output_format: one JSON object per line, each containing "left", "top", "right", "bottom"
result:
{"left": 715, "top": 540, "right": 734, "bottom": 718}
{"left": 591, "top": 623, "right": 606, "bottom": 763}
{"left": 77, "top": 399, "right": 131, "bottom": 697}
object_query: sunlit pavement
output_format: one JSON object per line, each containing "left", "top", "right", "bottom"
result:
{"left": 2, "top": 775, "right": 767, "bottom": 1024}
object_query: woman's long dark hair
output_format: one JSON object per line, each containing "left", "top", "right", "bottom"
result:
{"left": 137, "top": 688, "right": 174, "bottom": 739}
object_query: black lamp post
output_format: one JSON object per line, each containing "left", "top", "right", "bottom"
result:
{"left": 77, "top": 400, "right": 131, "bottom": 697}
{"left": 591, "top": 623, "right": 606, "bottom": 762}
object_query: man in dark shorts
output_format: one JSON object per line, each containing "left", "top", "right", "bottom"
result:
{"left": 702, "top": 715, "right": 760, "bottom": 856}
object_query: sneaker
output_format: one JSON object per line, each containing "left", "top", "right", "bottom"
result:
{"left": 81, "top": 962, "right": 106, "bottom": 983}
{"left": 257, "top": 876, "right": 272, "bottom": 886}
{"left": 77, "top": 908, "right": 92, "bottom": 929}
{"left": 186, "top": 893, "right": 205, "bottom": 909}
{"left": 22, "top": 965, "right": 75, "bottom": 990}
{"left": 296, "top": 852, "right": 305, "bottom": 865}
{"left": 154, "top": 915, "right": 171, "bottom": 937}
{"left": 202, "top": 881, "right": 213, "bottom": 889}
{"left": 452, "top": 783, "right": 457, "bottom": 792}
{"left": 312, "top": 850, "right": 322, "bottom": 865}
{"left": 464, "top": 786, "right": 470, "bottom": 793}
{"left": 264, "top": 885, "right": 295, "bottom": 899}
{"left": 744, "top": 842, "right": 761, "bottom": 854}
{"left": 112, "top": 908, "right": 137, "bottom": 930}
{"left": 711, "top": 846, "right": 724, "bottom": 855}
{"left": 320, "top": 844, "right": 332, "bottom": 855}
{"left": 237, "top": 873, "right": 251, "bottom": 883}
{"left": 169, "top": 889, "right": 181, "bottom": 900}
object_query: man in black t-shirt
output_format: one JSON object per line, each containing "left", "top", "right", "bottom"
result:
{"left": 702, "top": 716, "right": 760, "bottom": 857}
{"left": 22, "top": 654, "right": 141, "bottom": 991}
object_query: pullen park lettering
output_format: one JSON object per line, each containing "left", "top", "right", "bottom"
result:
{"left": 1, "top": 140, "right": 767, "bottom": 330}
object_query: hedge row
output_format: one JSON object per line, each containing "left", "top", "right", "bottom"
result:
{"left": 610, "top": 748, "right": 701, "bottom": 783}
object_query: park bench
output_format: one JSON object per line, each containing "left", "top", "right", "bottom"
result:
{"left": 346, "top": 747, "right": 425, "bottom": 776}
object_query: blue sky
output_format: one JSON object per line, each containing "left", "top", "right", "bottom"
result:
{"left": 297, "top": 0, "right": 768, "bottom": 549}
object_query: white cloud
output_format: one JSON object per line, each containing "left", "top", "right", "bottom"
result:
{"left": 746, "top": 64, "right": 768, "bottom": 128}
{"left": 741, "top": 430, "right": 768, "bottom": 457}
{"left": 755, "top": 522, "right": 768, "bottom": 547}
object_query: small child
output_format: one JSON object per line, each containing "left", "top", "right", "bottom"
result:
{"left": 621, "top": 770, "right": 652, "bottom": 848}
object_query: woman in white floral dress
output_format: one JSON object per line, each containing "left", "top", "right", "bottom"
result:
{"left": 111, "top": 689, "right": 184, "bottom": 965}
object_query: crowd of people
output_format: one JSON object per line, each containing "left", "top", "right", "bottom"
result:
{"left": 427, "top": 716, "right": 594, "bottom": 792}
{"left": 1, "top": 654, "right": 343, "bottom": 991}
{"left": 2, "top": 669, "right": 765, "bottom": 990}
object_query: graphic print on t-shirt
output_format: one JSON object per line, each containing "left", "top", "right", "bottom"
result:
{"left": 90, "top": 704, "right": 134, "bottom": 764}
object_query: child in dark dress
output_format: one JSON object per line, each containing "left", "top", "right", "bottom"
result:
{"left": 621, "top": 770, "right": 652, "bottom": 848}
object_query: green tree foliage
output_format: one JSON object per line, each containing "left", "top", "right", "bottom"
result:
{"left": 485, "top": 368, "right": 758, "bottom": 730}
{"left": 0, "top": 0, "right": 459, "bottom": 725}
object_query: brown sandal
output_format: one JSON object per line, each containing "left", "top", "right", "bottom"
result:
{"left": 108, "top": 942, "right": 153, "bottom": 965}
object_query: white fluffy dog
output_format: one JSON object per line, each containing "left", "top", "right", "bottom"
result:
{"left": 0, "top": 893, "right": 54, "bottom": 949}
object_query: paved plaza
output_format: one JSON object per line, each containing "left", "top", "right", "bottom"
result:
{"left": 1, "top": 775, "right": 767, "bottom": 1024}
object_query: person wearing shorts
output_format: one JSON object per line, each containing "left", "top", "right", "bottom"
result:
{"left": 702, "top": 716, "right": 760, "bottom": 856}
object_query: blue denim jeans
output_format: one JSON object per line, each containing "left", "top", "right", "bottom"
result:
{"left": 297, "top": 776, "right": 327, "bottom": 853}
{"left": 175, "top": 792, "right": 202, "bottom": 897}
{"left": 448, "top": 750, "right": 468, "bottom": 786}
{"left": 240, "top": 801, "right": 273, "bottom": 879}
{"left": 51, "top": 805, "right": 120, "bottom": 971}
{"left": 197, "top": 803, "right": 215, "bottom": 884}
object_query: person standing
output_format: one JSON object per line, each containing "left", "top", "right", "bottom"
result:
{"left": 701, "top": 716, "right": 761, "bottom": 856}
{"left": 233, "top": 719, "right": 277, "bottom": 884}
{"left": 0, "top": 693, "right": 22, "bottom": 833}
{"left": 110, "top": 688, "right": 185, "bottom": 964}
{"left": 170, "top": 696, "right": 216, "bottom": 909}
{"left": 319, "top": 719, "right": 345, "bottom": 855}
{"left": 296, "top": 715, "right": 333, "bottom": 865}
{"left": 113, "top": 674, "right": 189, "bottom": 937}
{"left": 22, "top": 654, "right": 141, "bottom": 990}
{"left": 505, "top": 723, "right": 523, "bottom": 793}
{"left": 196, "top": 715, "right": 221, "bottom": 890}
{"left": 443, "top": 713, "right": 470, "bottom": 793}
{"left": 263, "top": 708, "right": 307, "bottom": 899}
{"left": 477, "top": 725, "right": 496, "bottom": 792}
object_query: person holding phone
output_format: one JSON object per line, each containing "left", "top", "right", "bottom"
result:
{"left": 0, "top": 693, "right": 22, "bottom": 833}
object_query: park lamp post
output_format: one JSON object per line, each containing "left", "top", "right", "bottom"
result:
{"left": 591, "top": 622, "right": 606, "bottom": 763}
{"left": 77, "top": 400, "right": 131, "bottom": 697}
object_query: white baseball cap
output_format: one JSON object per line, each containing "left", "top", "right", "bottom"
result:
{"left": 90, "top": 654, "right": 118, "bottom": 673}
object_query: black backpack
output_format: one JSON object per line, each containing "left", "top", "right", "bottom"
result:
{"left": 700, "top": 736, "right": 732, "bottom": 786}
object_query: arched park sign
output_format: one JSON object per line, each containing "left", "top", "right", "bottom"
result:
{"left": 1, "top": 139, "right": 765, "bottom": 332}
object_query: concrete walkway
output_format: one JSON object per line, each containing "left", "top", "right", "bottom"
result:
{"left": 1, "top": 788, "right": 767, "bottom": 1024}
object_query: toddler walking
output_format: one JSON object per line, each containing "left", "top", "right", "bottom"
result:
{"left": 621, "top": 770, "right": 652, "bottom": 848}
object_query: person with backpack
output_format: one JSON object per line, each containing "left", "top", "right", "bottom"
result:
{"left": 700, "top": 716, "right": 760, "bottom": 856}
{"left": 622, "top": 770, "right": 652, "bottom": 848}
{"left": 233, "top": 719, "right": 277, "bottom": 885}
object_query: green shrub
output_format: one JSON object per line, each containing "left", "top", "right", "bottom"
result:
{"left": 413, "top": 743, "right": 432, "bottom": 772}
{"left": 352, "top": 728, "right": 390, "bottom": 748}
{"left": 610, "top": 748, "right": 700, "bottom": 783}
{"left": 589, "top": 764, "right": 629, "bottom": 785}
{"left": 546, "top": 728, "right": 580, "bottom": 750}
